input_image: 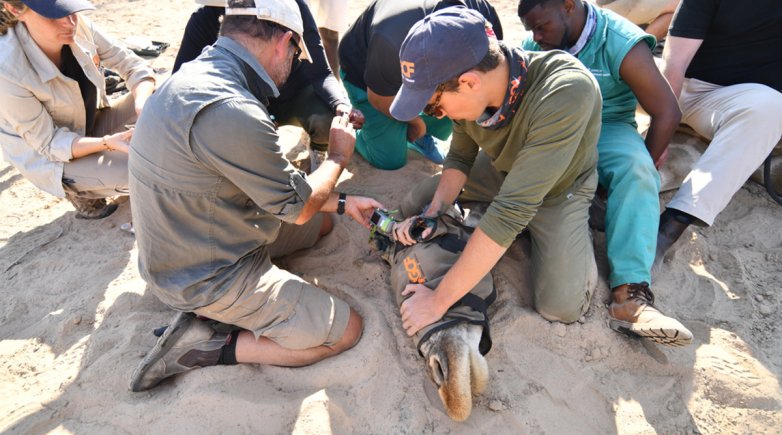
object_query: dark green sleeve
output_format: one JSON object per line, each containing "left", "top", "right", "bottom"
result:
{"left": 443, "top": 120, "right": 480, "bottom": 175}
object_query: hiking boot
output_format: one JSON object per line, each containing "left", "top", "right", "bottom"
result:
{"left": 608, "top": 282, "right": 693, "bottom": 347}
{"left": 129, "top": 312, "right": 228, "bottom": 392}
{"left": 65, "top": 192, "right": 118, "bottom": 219}
{"left": 409, "top": 135, "right": 448, "bottom": 164}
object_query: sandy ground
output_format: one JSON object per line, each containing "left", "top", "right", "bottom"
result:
{"left": 2, "top": 0, "right": 781, "bottom": 433}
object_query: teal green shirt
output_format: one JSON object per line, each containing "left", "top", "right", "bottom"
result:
{"left": 522, "top": 7, "right": 655, "bottom": 125}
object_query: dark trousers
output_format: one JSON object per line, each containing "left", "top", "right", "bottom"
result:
{"left": 172, "top": 6, "right": 223, "bottom": 74}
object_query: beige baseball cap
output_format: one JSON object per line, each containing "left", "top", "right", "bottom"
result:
{"left": 225, "top": 0, "right": 311, "bottom": 62}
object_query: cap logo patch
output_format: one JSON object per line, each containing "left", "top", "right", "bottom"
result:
{"left": 400, "top": 61, "right": 415, "bottom": 79}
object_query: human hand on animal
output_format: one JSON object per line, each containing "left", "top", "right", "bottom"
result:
{"left": 400, "top": 283, "right": 447, "bottom": 336}
{"left": 346, "top": 195, "right": 384, "bottom": 228}
{"left": 392, "top": 216, "right": 435, "bottom": 246}
{"left": 327, "top": 113, "right": 356, "bottom": 167}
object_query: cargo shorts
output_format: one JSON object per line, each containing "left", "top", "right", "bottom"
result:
{"left": 194, "top": 214, "right": 351, "bottom": 349}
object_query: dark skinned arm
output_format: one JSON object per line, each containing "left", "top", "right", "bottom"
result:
{"left": 367, "top": 87, "right": 426, "bottom": 141}
{"left": 619, "top": 42, "right": 681, "bottom": 167}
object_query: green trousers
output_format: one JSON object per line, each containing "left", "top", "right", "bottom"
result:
{"left": 401, "top": 152, "right": 599, "bottom": 323}
{"left": 342, "top": 77, "right": 452, "bottom": 170}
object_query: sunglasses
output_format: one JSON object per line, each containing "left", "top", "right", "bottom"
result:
{"left": 289, "top": 34, "right": 302, "bottom": 61}
{"left": 423, "top": 83, "right": 446, "bottom": 117}
{"left": 268, "top": 22, "right": 302, "bottom": 61}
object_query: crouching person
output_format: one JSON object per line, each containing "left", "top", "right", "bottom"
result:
{"left": 371, "top": 204, "right": 493, "bottom": 421}
{"left": 390, "top": 7, "right": 602, "bottom": 342}
{"left": 127, "top": 0, "right": 381, "bottom": 392}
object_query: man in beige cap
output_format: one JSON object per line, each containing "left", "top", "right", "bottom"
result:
{"left": 128, "top": 0, "right": 380, "bottom": 391}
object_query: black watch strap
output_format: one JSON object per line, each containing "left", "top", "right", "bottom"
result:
{"left": 337, "top": 192, "right": 347, "bottom": 215}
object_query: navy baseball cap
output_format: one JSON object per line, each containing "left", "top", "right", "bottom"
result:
{"left": 22, "top": 0, "right": 95, "bottom": 19}
{"left": 390, "top": 7, "right": 493, "bottom": 122}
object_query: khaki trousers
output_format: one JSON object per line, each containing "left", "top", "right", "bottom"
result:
{"left": 668, "top": 78, "right": 782, "bottom": 225}
{"left": 402, "top": 152, "right": 598, "bottom": 323}
{"left": 62, "top": 92, "right": 137, "bottom": 199}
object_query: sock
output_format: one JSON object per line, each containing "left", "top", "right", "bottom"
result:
{"left": 217, "top": 330, "right": 240, "bottom": 365}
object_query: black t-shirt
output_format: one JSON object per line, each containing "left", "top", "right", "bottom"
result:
{"left": 669, "top": 0, "right": 782, "bottom": 91}
{"left": 60, "top": 45, "right": 98, "bottom": 134}
{"left": 339, "top": 0, "right": 504, "bottom": 96}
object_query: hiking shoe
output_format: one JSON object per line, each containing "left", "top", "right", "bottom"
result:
{"left": 409, "top": 135, "right": 447, "bottom": 164}
{"left": 129, "top": 312, "right": 228, "bottom": 392}
{"left": 65, "top": 192, "right": 118, "bottom": 219}
{"left": 608, "top": 282, "right": 693, "bottom": 347}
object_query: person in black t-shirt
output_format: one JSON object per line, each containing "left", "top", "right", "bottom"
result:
{"left": 656, "top": 0, "right": 782, "bottom": 262}
{"left": 338, "top": 0, "right": 503, "bottom": 170}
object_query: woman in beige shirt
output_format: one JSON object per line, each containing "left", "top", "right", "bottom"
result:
{"left": 0, "top": 0, "right": 155, "bottom": 218}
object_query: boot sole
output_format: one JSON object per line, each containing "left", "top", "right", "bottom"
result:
{"left": 609, "top": 319, "right": 693, "bottom": 347}
{"left": 129, "top": 312, "right": 194, "bottom": 392}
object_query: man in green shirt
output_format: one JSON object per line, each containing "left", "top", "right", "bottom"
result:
{"left": 391, "top": 6, "right": 691, "bottom": 347}
{"left": 389, "top": 7, "right": 602, "bottom": 337}
{"left": 519, "top": 0, "right": 691, "bottom": 346}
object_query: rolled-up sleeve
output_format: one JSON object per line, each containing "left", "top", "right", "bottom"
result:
{"left": 86, "top": 19, "right": 155, "bottom": 91}
{"left": 190, "top": 98, "right": 312, "bottom": 223}
{"left": 0, "top": 74, "right": 76, "bottom": 163}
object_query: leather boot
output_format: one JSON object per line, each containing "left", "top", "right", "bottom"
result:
{"left": 608, "top": 282, "right": 693, "bottom": 347}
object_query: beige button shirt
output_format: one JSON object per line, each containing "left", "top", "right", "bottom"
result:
{"left": 0, "top": 16, "right": 155, "bottom": 197}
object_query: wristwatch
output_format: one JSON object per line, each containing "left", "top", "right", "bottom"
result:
{"left": 337, "top": 193, "right": 347, "bottom": 215}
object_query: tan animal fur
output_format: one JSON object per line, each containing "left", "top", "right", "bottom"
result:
{"left": 420, "top": 323, "right": 488, "bottom": 421}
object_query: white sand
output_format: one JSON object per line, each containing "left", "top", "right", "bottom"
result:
{"left": 1, "top": 0, "right": 781, "bottom": 433}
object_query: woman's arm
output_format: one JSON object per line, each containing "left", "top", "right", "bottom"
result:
{"left": 70, "top": 129, "right": 133, "bottom": 158}
{"left": 131, "top": 79, "right": 155, "bottom": 116}
{"left": 85, "top": 17, "right": 156, "bottom": 94}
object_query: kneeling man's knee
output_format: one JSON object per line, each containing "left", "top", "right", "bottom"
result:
{"left": 535, "top": 275, "right": 595, "bottom": 324}
{"left": 537, "top": 302, "right": 586, "bottom": 324}
{"left": 333, "top": 308, "right": 363, "bottom": 352}
{"left": 319, "top": 213, "right": 334, "bottom": 238}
